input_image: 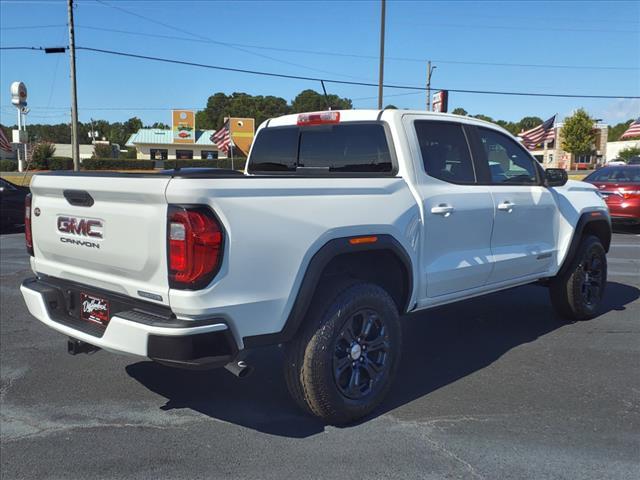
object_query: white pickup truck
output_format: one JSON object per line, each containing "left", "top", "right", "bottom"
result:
{"left": 21, "top": 109, "right": 611, "bottom": 424}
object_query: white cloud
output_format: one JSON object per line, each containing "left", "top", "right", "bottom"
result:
{"left": 597, "top": 98, "right": 640, "bottom": 124}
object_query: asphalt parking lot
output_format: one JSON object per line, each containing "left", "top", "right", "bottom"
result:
{"left": 1, "top": 229, "right": 639, "bottom": 479}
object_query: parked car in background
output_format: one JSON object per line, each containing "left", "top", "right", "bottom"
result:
{"left": 605, "top": 159, "right": 627, "bottom": 166}
{"left": 0, "top": 177, "right": 29, "bottom": 230}
{"left": 584, "top": 165, "right": 640, "bottom": 226}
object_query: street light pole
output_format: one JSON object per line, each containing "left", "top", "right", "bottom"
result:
{"left": 426, "top": 61, "right": 436, "bottom": 111}
{"left": 67, "top": 0, "right": 80, "bottom": 171}
{"left": 377, "top": 0, "right": 386, "bottom": 109}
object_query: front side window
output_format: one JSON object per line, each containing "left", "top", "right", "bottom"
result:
{"left": 478, "top": 127, "right": 538, "bottom": 185}
{"left": 414, "top": 121, "right": 475, "bottom": 184}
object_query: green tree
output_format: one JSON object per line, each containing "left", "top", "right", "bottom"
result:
{"left": 290, "top": 89, "right": 352, "bottom": 113}
{"left": 149, "top": 122, "right": 169, "bottom": 129}
{"left": 124, "top": 117, "right": 143, "bottom": 133}
{"left": 451, "top": 108, "right": 467, "bottom": 116}
{"left": 496, "top": 120, "right": 520, "bottom": 136}
{"left": 608, "top": 120, "right": 635, "bottom": 142}
{"left": 618, "top": 146, "right": 640, "bottom": 162}
{"left": 561, "top": 108, "right": 595, "bottom": 156}
{"left": 518, "top": 116, "right": 544, "bottom": 131}
{"left": 195, "top": 92, "right": 291, "bottom": 130}
{"left": 473, "top": 114, "right": 494, "bottom": 122}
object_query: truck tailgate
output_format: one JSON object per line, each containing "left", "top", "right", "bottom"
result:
{"left": 29, "top": 174, "right": 171, "bottom": 306}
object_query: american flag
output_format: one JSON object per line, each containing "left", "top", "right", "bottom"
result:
{"left": 0, "top": 125, "right": 12, "bottom": 152}
{"left": 518, "top": 115, "right": 556, "bottom": 150}
{"left": 621, "top": 118, "right": 640, "bottom": 140}
{"left": 211, "top": 120, "right": 231, "bottom": 155}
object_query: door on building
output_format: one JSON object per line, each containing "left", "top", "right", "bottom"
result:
{"left": 176, "top": 150, "right": 193, "bottom": 160}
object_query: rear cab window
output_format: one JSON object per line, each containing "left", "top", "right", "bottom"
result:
{"left": 248, "top": 122, "right": 394, "bottom": 175}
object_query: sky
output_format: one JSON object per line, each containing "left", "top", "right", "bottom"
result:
{"left": 0, "top": 0, "right": 639, "bottom": 128}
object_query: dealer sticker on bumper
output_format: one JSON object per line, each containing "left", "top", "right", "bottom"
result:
{"left": 80, "top": 293, "right": 110, "bottom": 326}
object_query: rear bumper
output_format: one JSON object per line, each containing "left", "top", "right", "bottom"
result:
{"left": 21, "top": 276, "right": 239, "bottom": 369}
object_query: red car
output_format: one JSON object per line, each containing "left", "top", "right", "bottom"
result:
{"left": 584, "top": 165, "right": 640, "bottom": 226}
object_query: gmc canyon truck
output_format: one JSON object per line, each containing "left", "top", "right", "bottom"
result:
{"left": 21, "top": 110, "right": 611, "bottom": 425}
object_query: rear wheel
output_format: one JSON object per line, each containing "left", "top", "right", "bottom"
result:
{"left": 284, "top": 282, "right": 402, "bottom": 425}
{"left": 550, "top": 235, "right": 607, "bottom": 321}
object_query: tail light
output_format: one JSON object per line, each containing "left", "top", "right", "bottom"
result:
{"left": 25, "top": 193, "right": 33, "bottom": 256}
{"left": 297, "top": 111, "right": 340, "bottom": 126}
{"left": 167, "top": 205, "right": 223, "bottom": 290}
{"left": 619, "top": 188, "right": 640, "bottom": 200}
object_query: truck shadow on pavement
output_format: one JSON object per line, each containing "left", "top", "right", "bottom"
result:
{"left": 126, "top": 281, "right": 639, "bottom": 438}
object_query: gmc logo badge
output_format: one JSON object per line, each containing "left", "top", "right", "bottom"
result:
{"left": 57, "top": 216, "right": 104, "bottom": 239}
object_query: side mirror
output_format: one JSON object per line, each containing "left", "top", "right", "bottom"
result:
{"left": 545, "top": 168, "right": 568, "bottom": 187}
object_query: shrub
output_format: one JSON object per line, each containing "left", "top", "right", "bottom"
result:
{"left": 0, "top": 159, "right": 18, "bottom": 172}
{"left": 49, "top": 157, "right": 74, "bottom": 170}
{"left": 618, "top": 146, "right": 640, "bottom": 162}
{"left": 125, "top": 147, "right": 137, "bottom": 159}
{"left": 92, "top": 143, "right": 114, "bottom": 159}
{"left": 163, "top": 157, "right": 247, "bottom": 170}
{"left": 81, "top": 158, "right": 155, "bottom": 170}
{"left": 30, "top": 142, "right": 56, "bottom": 169}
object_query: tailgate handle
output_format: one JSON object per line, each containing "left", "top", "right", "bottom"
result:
{"left": 63, "top": 190, "right": 94, "bottom": 207}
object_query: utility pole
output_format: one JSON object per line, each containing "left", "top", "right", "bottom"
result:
{"left": 426, "top": 61, "right": 436, "bottom": 111}
{"left": 67, "top": 0, "right": 80, "bottom": 171}
{"left": 377, "top": 0, "right": 386, "bottom": 109}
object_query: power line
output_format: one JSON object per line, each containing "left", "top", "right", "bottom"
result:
{"left": 74, "top": 46, "right": 640, "bottom": 99}
{"left": 0, "top": 24, "right": 66, "bottom": 30}
{"left": 76, "top": 24, "right": 639, "bottom": 72}
{"left": 93, "top": 0, "right": 370, "bottom": 82}
{"left": 3, "top": 44, "right": 639, "bottom": 99}
{"left": 394, "top": 20, "right": 640, "bottom": 34}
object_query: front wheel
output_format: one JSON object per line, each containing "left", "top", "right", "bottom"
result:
{"left": 284, "top": 282, "right": 402, "bottom": 425}
{"left": 549, "top": 235, "right": 607, "bottom": 321}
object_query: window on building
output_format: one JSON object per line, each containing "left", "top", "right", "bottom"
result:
{"left": 577, "top": 154, "right": 592, "bottom": 164}
{"left": 176, "top": 150, "right": 193, "bottom": 160}
{"left": 150, "top": 149, "right": 168, "bottom": 160}
{"left": 477, "top": 127, "right": 538, "bottom": 185}
{"left": 201, "top": 150, "right": 218, "bottom": 160}
{"left": 414, "top": 121, "right": 475, "bottom": 184}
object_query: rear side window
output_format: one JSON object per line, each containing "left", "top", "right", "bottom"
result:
{"left": 414, "top": 121, "right": 475, "bottom": 184}
{"left": 248, "top": 123, "right": 393, "bottom": 174}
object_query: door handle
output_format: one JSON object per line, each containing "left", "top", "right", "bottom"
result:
{"left": 497, "top": 201, "right": 515, "bottom": 212}
{"left": 430, "top": 204, "right": 454, "bottom": 216}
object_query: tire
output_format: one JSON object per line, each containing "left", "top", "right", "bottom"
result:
{"left": 550, "top": 235, "right": 607, "bottom": 321}
{"left": 284, "top": 282, "right": 402, "bottom": 425}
